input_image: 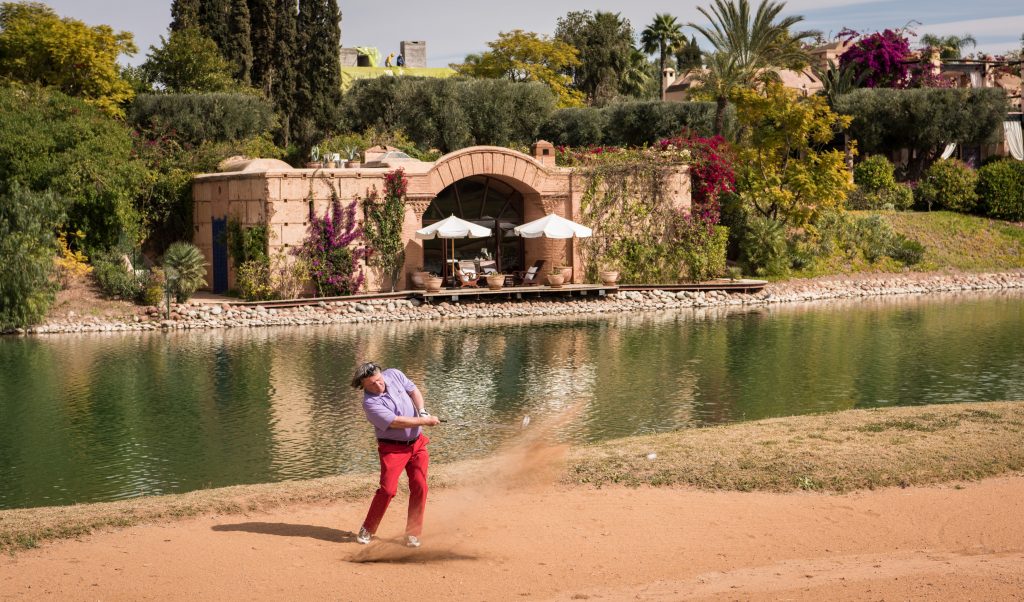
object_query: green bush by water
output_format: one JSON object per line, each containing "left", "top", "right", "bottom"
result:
{"left": 917, "top": 159, "right": 979, "bottom": 213}
{"left": 977, "top": 159, "right": 1024, "bottom": 221}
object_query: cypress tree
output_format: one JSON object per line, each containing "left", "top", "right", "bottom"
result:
{"left": 198, "top": 0, "right": 231, "bottom": 51}
{"left": 225, "top": 0, "right": 253, "bottom": 84}
{"left": 170, "top": 0, "right": 201, "bottom": 31}
{"left": 271, "top": 0, "right": 297, "bottom": 145}
{"left": 248, "top": 0, "right": 276, "bottom": 94}
{"left": 294, "top": 0, "right": 342, "bottom": 149}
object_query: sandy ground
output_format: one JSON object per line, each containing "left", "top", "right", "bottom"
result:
{"left": 1, "top": 474, "right": 1022, "bottom": 601}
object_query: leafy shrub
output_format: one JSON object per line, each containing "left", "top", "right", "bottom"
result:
{"left": 879, "top": 182, "right": 915, "bottom": 211}
{"left": 297, "top": 195, "right": 367, "bottom": 296}
{"left": 92, "top": 251, "right": 143, "bottom": 300}
{"left": 846, "top": 181, "right": 914, "bottom": 211}
{"left": 889, "top": 237, "right": 925, "bottom": 265}
{"left": 53, "top": 231, "right": 92, "bottom": 287}
{"left": 917, "top": 159, "right": 978, "bottom": 213}
{"left": 741, "top": 216, "right": 789, "bottom": 277}
{"left": 236, "top": 258, "right": 274, "bottom": 301}
{"left": 0, "top": 185, "right": 62, "bottom": 329}
{"left": 854, "top": 155, "right": 896, "bottom": 192}
{"left": 0, "top": 83, "right": 147, "bottom": 253}
{"left": 682, "top": 225, "right": 729, "bottom": 282}
{"left": 162, "top": 241, "right": 207, "bottom": 302}
{"left": 141, "top": 267, "right": 165, "bottom": 307}
{"left": 129, "top": 93, "right": 277, "bottom": 146}
{"left": 854, "top": 214, "right": 896, "bottom": 262}
{"left": 977, "top": 159, "right": 1024, "bottom": 221}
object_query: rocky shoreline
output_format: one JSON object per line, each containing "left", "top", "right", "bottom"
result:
{"left": 13, "top": 270, "right": 1024, "bottom": 335}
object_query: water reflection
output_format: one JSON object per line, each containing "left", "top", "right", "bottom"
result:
{"left": 1, "top": 290, "right": 1022, "bottom": 509}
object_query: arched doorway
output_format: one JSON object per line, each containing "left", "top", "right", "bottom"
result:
{"left": 421, "top": 176, "right": 525, "bottom": 276}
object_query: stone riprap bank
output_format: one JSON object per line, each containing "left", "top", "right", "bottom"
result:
{"left": 13, "top": 271, "right": 1024, "bottom": 335}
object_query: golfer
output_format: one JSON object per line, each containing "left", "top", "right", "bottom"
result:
{"left": 351, "top": 361, "right": 440, "bottom": 548}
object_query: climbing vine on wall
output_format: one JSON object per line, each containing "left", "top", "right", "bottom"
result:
{"left": 362, "top": 169, "right": 408, "bottom": 292}
{"left": 559, "top": 132, "right": 734, "bottom": 283}
{"left": 296, "top": 174, "right": 369, "bottom": 296}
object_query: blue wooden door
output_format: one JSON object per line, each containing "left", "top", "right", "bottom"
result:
{"left": 212, "top": 217, "right": 228, "bottom": 294}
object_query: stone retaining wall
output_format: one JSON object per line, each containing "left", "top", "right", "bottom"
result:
{"left": 17, "top": 271, "right": 1024, "bottom": 335}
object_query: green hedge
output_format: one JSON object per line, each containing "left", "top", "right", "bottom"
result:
{"left": 129, "top": 93, "right": 278, "bottom": 145}
{"left": 342, "top": 77, "right": 556, "bottom": 152}
{"left": 539, "top": 101, "right": 732, "bottom": 147}
{"left": 977, "top": 159, "right": 1024, "bottom": 221}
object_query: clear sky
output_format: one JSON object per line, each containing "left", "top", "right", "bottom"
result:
{"left": 41, "top": 0, "right": 1024, "bottom": 68}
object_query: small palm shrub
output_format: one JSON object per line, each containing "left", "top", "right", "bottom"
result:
{"left": 917, "top": 159, "right": 978, "bottom": 213}
{"left": 741, "top": 216, "right": 789, "bottom": 277}
{"left": 162, "top": 241, "right": 207, "bottom": 302}
{"left": 977, "top": 159, "right": 1024, "bottom": 221}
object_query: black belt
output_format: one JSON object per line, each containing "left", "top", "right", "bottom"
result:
{"left": 377, "top": 435, "right": 419, "bottom": 446}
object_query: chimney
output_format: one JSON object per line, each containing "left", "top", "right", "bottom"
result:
{"left": 400, "top": 41, "right": 427, "bottom": 68}
{"left": 531, "top": 140, "right": 556, "bottom": 168}
{"left": 662, "top": 67, "right": 676, "bottom": 101}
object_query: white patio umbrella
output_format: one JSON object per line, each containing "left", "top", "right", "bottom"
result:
{"left": 513, "top": 213, "right": 592, "bottom": 239}
{"left": 415, "top": 215, "right": 492, "bottom": 283}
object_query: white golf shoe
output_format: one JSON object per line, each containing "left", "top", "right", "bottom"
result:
{"left": 405, "top": 535, "right": 421, "bottom": 548}
{"left": 356, "top": 526, "right": 372, "bottom": 545}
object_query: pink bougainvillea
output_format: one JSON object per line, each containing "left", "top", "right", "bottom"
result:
{"left": 656, "top": 129, "right": 735, "bottom": 230}
{"left": 839, "top": 28, "right": 913, "bottom": 89}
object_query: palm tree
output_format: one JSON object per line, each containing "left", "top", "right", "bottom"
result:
{"left": 621, "top": 47, "right": 654, "bottom": 97}
{"left": 919, "top": 33, "right": 977, "bottom": 59}
{"left": 641, "top": 13, "right": 686, "bottom": 94}
{"left": 688, "top": 0, "right": 819, "bottom": 135}
{"left": 693, "top": 52, "right": 750, "bottom": 136}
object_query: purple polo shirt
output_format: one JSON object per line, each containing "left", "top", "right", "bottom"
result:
{"left": 362, "top": 368, "right": 420, "bottom": 441}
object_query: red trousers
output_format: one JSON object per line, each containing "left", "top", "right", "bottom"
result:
{"left": 362, "top": 434, "right": 430, "bottom": 536}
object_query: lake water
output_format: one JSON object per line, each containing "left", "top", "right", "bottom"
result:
{"left": 1, "top": 290, "right": 1022, "bottom": 509}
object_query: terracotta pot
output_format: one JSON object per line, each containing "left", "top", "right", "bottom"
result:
{"left": 546, "top": 273, "right": 565, "bottom": 288}
{"left": 424, "top": 276, "right": 443, "bottom": 293}
{"left": 599, "top": 270, "right": 619, "bottom": 286}
{"left": 304, "top": 161, "right": 321, "bottom": 168}
{"left": 554, "top": 266, "right": 572, "bottom": 282}
{"left": 410, "top": 270, "right": 427, "bottom": 289}
{"left": 345, "top": 160, "right": 361, "bottom": 168}
{"left": 485, "top": 274, "right": 505, "bottom": 290}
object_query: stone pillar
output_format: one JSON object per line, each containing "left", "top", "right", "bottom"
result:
{"left": 402, "top": 196, "right": 433, "bottom": 289}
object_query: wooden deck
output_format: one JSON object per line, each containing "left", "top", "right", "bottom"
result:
{"left": 415, "top": 284, "right": 618, "bottom": 303}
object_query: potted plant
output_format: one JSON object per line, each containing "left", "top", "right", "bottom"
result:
{"left": 424, "top": 273, "right": 443, "bottom": 293}
{"left": 410, "top": 267, "right": 428, "bottom": 289}
{"left": 599, "top": 267, "right": 620, "bottom": 286}
{"left": 553, "top": 265, "right": 572, "bottom": 282}
{"left": 546, "top": 270, "right": 565, "bottom": 288}
{"left": 344, "top": 145, "right": 361, "bottom": 168}
{"left": 485, "top": 273, "right": 506, "bottom": 290}
{"left": 305, "top": 145, "right": 322, "bottom": 169}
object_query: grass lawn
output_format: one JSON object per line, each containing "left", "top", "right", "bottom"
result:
{"left": 789, "top": 211, "right": 1024, "bottom": 279}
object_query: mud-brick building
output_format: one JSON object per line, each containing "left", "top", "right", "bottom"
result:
{"left": 192, "top": 142, "right": 692, "bottom": 293}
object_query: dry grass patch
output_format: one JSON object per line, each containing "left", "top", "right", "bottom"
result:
{"left": 565, "top": 401, "right": 1024, "bottom": 493}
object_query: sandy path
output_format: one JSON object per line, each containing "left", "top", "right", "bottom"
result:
{"left": 1, "top": 475, "right": 1022, "bottom": 601}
